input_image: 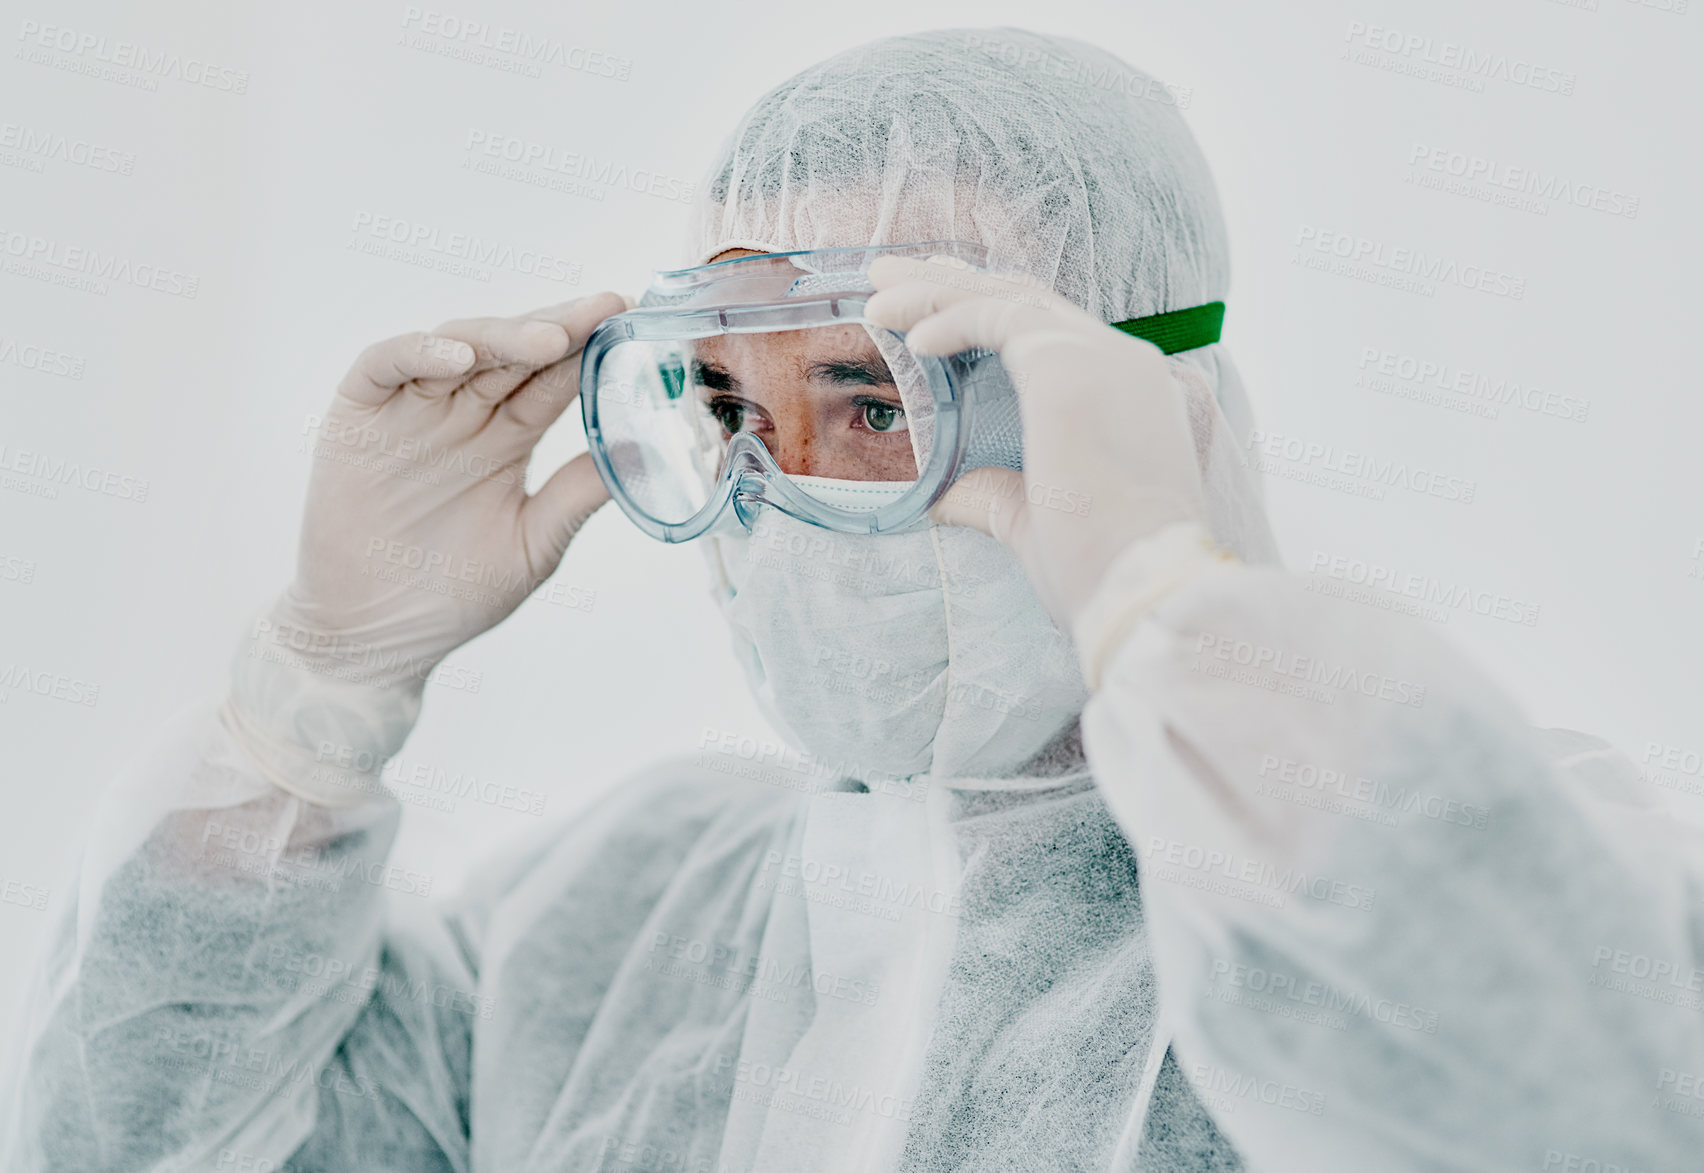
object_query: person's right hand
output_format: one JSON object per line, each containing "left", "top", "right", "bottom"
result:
{"left": 223, "top": 293, "right": 628, "bottom": 804}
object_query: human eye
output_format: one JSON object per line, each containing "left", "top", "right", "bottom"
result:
{"left": 705, "top": 395, "right": 762, "bottom": 435}
{"left": 853, "top": 396, "right": 908, "bottom": 434}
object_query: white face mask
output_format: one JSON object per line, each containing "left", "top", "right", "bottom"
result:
{"left": 707, "top": 491, "right": 1089, "bottom": 781}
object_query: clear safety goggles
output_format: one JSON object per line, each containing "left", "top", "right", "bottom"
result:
{"left": 579, "top": 241, "right": 1225, "bottom": 543}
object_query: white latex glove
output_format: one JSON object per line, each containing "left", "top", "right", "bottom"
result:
{"left": 224, "top": 294, "right": 627, "bottom": 805}
{"left": 865, "top": 256, "right": 1219, "bottom": 628}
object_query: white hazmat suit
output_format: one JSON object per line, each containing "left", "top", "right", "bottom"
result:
{"left": 3, "top": 26, "right": 1700, "bottom": 1173}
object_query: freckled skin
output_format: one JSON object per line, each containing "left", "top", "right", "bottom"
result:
{"left": 691, "top": 248, "right": 917, "bottom": 482}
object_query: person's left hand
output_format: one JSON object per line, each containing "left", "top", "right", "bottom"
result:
{"left": 865, "top": 256, "right": 1209, "bottom": 626}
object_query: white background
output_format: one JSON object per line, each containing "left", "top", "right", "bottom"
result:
{"left": 1, "top": 0, "right": 1700, "bottom": 1058}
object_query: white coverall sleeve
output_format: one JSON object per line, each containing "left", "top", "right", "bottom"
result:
{"left": 1079, "top": 544, "right": 1704, "bottom": 1171}
{"left": 0, "top": 703, "right": 506, "bottom": 1173}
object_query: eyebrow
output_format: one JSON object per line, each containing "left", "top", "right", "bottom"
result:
{"left": 690, "top": 359, "right": 739, "bottom": 392}
{"left": 806, "top": 357, "right": 895, "bottom": 386}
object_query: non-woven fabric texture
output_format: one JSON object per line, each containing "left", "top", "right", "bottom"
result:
{"left": 11, "top": 26, "right": 1688, "bottom": 1173}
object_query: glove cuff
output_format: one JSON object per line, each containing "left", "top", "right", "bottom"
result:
{"left": 222, "top": 599, "right": 427, "bottom": 806}
{"left": 1072, "top": 521, "right": 1239, "bottom": 692}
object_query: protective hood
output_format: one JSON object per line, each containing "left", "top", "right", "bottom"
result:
{"left": 687, "top": 27, "right": 1278, "bottom": 785}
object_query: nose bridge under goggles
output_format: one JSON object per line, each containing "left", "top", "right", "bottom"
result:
{"left": 579, "top": 240, "right": 1225, "bottom": 543}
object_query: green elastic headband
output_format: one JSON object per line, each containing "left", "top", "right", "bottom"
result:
{"left": 1111, "top": 301, "right": 1225, "bottom": 354}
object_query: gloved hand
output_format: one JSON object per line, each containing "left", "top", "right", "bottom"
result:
{"left": 224, "top": 294, "right": 627, "bottom": 804}
{"left": 865, "top": 257, "right": 1220, "bottom": 630}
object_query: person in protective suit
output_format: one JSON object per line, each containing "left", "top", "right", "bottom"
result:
{"left": 3, "top": 26, "right": 1698, "bottom": 1173}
